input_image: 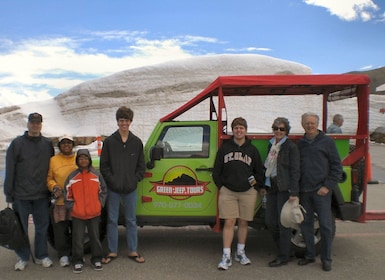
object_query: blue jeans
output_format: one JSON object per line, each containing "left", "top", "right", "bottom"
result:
{"left": 13, "top": 198, "right": 50, "bottom": 261}
{"left": 107, "top": 189, "right": 138, "bottom": 254}
{"left": 299, "top": 190, "right": 333, "bottom": 263}
{"left": 265, "top": 185, "right": 292, "bottom": 261}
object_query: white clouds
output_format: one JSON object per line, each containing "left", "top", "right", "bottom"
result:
{"left": 0, "top": 33, "right": 214, "bottom": 107}
{"left": 304, "top": 0, "right": 380, "bottom": 21}
{"left": 0, "top": 30, "right": 274, "bottom": 108}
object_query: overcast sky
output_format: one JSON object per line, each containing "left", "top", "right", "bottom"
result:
{"left": 0, "top": 0, "right": 384, "bottom": 107}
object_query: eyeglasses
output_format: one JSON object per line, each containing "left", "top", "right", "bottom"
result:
{"left": 272, "top": 126, "right": 285, "bottom": 132}
{"left": 60, "top": 140, "right": 73, "bottom": 145}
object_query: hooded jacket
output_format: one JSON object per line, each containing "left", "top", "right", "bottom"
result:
{"left": 64, "top": 149, "right": 107, "bottom": 220}
{"left": 4, "top": 131, "right": 54, "bottom": 202}
{"left": 213, "top": 137, "right": 264, "bottom": 192}
{"left": 100, "top": 130, "right": 145, "bottom": 194}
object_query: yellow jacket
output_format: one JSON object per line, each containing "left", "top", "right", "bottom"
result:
{"left": 47, "top": 153, "right": 77, "bottom": 205}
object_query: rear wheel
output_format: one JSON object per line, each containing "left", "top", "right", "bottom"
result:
{"left": 291, "top": 213, "right": 336, "bottom": 257}
{"left": 47, "top": 207, "right": 107, "bottom": 254}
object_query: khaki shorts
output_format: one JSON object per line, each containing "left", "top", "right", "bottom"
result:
{"left": 218, "top": 186, "right": 257, "bottom": 221}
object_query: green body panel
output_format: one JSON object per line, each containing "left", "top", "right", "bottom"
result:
{"left": 340, "top": 166, "right": 352, "bottom": 202}
{"left": 136, "top": 121, "right": 218, "bottom": 217}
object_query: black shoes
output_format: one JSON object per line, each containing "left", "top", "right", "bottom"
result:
{"left": 297, "top": 258, "right": 316, "bottom": 266}
{"left": 268, "top": 259, "right": 288, "bottom": 267}
{"left": 322, "top": 262, "right": 332, "bottom": 271}
{"left": 297, "top": 258, "right": 331, "bottom": 271}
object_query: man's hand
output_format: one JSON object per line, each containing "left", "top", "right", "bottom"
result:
{"left": 317, "top": 186, "right": 329, "bottom": 196}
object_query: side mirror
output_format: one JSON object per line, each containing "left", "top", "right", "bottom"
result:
{"left": 146, "top": 146, "right": 164, "bottom": 169}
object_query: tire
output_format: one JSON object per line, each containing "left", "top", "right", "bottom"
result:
{"left": 291, "top": 213, "right": 336, "bottom": 258}
{"left": 47, "top": 207, "right": 107, "bottom": 254}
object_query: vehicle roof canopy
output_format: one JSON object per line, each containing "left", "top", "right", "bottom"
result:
{"left": 160, "top": 74, "right": 370, "bottom": 122}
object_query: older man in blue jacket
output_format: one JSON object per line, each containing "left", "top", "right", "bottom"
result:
{"left": 297, "top": 112, "right": 342, "bottom": 272}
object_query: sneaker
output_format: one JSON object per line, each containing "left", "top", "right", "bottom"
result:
{"left": 36, "top": 257, "right": 53, "bottom": 268}
{"left": 234, "top": 250, "right": 251, "bottom": 265}
{"left": 218, "top": 254, "right": 232, "bottom": 270}
{"left": 14, "top": 259, "right": 28, "bottom": 271}
{"left": 59, "top": 256, "right": 70, "bottom": 267}
{"left": 93, "top": 261, "right": 103, "bottom": 271}
{"left": 73, "top": 263, "right": 83, "bottom": 274}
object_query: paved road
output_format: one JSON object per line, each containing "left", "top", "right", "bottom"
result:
{"left": 0, "top": 145, "right": 385, "bottom": 279}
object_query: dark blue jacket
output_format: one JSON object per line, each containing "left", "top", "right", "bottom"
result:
{"left": 297, "top": 130, "right": 342, "bottom": 192}
{"left": 267, "top": 139, "right": 300, "bottom": 196}
{"left": 4, "top": 132, "right": 54, "bottom": 202}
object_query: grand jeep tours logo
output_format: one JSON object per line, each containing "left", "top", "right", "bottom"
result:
{"left": 150, "top": 165, "right": 210, "bottom": 200}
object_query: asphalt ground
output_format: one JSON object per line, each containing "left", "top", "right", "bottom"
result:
{"left": 0, "top": 144, "right": 385, "bottom": 280}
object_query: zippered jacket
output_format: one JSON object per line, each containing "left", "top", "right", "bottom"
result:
{"left": 213, "top": 137, "right": 264, "bottom": 192}
{"left": 297, "top": 130, "right": 342, "bottom": 192}
{"left": 4, "top": 131, "right": 54, "bottom": 202}
{"left": 267, "top": 139, "right": 300, "bottom": 196}
{"left": 47, "top": 153, "right": 77, "bottom": 206}
{"left": 100, "top": 130, "right": 145, "bottom": 194}
{"left": 64, "top": 167, "right": 107, "bottom": 220}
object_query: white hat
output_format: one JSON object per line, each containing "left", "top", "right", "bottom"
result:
{"left": 280, "top": 198, "right": 305, "bottom": 228}
{"left": 58, "top": 134, "right": 74, "bottom": 142}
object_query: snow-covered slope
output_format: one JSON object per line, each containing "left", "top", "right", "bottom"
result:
{"left": 0, "top": 54, "right": 311, "bottom": 148}
{"left": 0, "top": 54, "right": 384, "bottom": 150}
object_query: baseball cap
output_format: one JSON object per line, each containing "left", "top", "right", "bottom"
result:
{"left": 58, "top": 134, "right": 74, "bottom": 142}
{"left": 28, "top": 112, "right": 43, "bottom": 123}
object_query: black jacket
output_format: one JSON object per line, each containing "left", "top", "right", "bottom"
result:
{"left": 100, "top": 130, "right": 145, "bottom": 194}
{"left": 4, "top": 132, "right": 54, "bottom": 202}
{"left": 212, "top": 137, "right": 264, "bottom": 192}
{"left": 267, "top": 139, "right": 300, "bottom": 196}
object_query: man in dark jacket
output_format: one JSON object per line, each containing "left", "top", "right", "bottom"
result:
{"left": 297, "top": 112, "right": 342, "bottom": 272}
{"left": 212, "top": 117, "right": 264, "bottom": 270}
{"left": 4, "top": 112, "right": 54, "bottom": 271}
{"left": 100, "top": 106, "right": 145, "bottom": 264}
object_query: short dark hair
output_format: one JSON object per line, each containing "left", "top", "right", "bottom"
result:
{"left": 116, "top": 106, "right": 134, "bottom": 121}
{"left": 231, "top": 117, "right": 248, "bottom": 130}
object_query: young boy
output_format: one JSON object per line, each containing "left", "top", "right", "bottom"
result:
{"left": 64, "top": 149, "right": 107, "bottom": 273}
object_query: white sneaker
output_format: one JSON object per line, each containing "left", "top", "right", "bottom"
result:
{"left": 93, "top": 261, "right": 103, "bottom": 271}
{"left": 14, "top": 259, "right": 28, "bottom": 271}
{"left": 59, "top": 256, "right": 70, "bottom": 267}
{"left": 36, "top": 257, "right": 53, "bottom": 268}
{"left": 73, "top": 263, "right": 83, "bottom": 274}
{"left": 234, "top": 250, "right": 251, "bottom": 265}
{"left": 218, "top": 254, "right": 232, "bottom": 270}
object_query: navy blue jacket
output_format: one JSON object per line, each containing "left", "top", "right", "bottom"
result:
{"left": 297, "top": 130, "right": 342, "bottom": 192}
{"left": 4, "top": 132, "right": 54, "bottom": 202}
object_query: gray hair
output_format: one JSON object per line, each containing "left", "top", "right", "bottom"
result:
{"left": 333, "top": 114, "right": 343, "bottom": 123}
{"left": 301, "top": 112, "right": 319, "bottom": 125}
{"left": 272, "top": 117, "right": 291, "bottom": 135}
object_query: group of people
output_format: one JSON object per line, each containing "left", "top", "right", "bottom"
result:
{"left": 4, "top": 106, "right": 145, "bottom": 274}
{"left": 3, "top": 108, "right": 342, "bottom": 274}
{"left": 213, "top": 113, "right": 342, "bottom": 272}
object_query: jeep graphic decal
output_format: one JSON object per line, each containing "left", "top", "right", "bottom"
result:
{"left": 150, "top": 165, "right": 210, "bottom": 200}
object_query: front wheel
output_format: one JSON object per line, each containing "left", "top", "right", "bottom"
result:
{"left": 291, "top": 213, "right": 336, "bottom": 257}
